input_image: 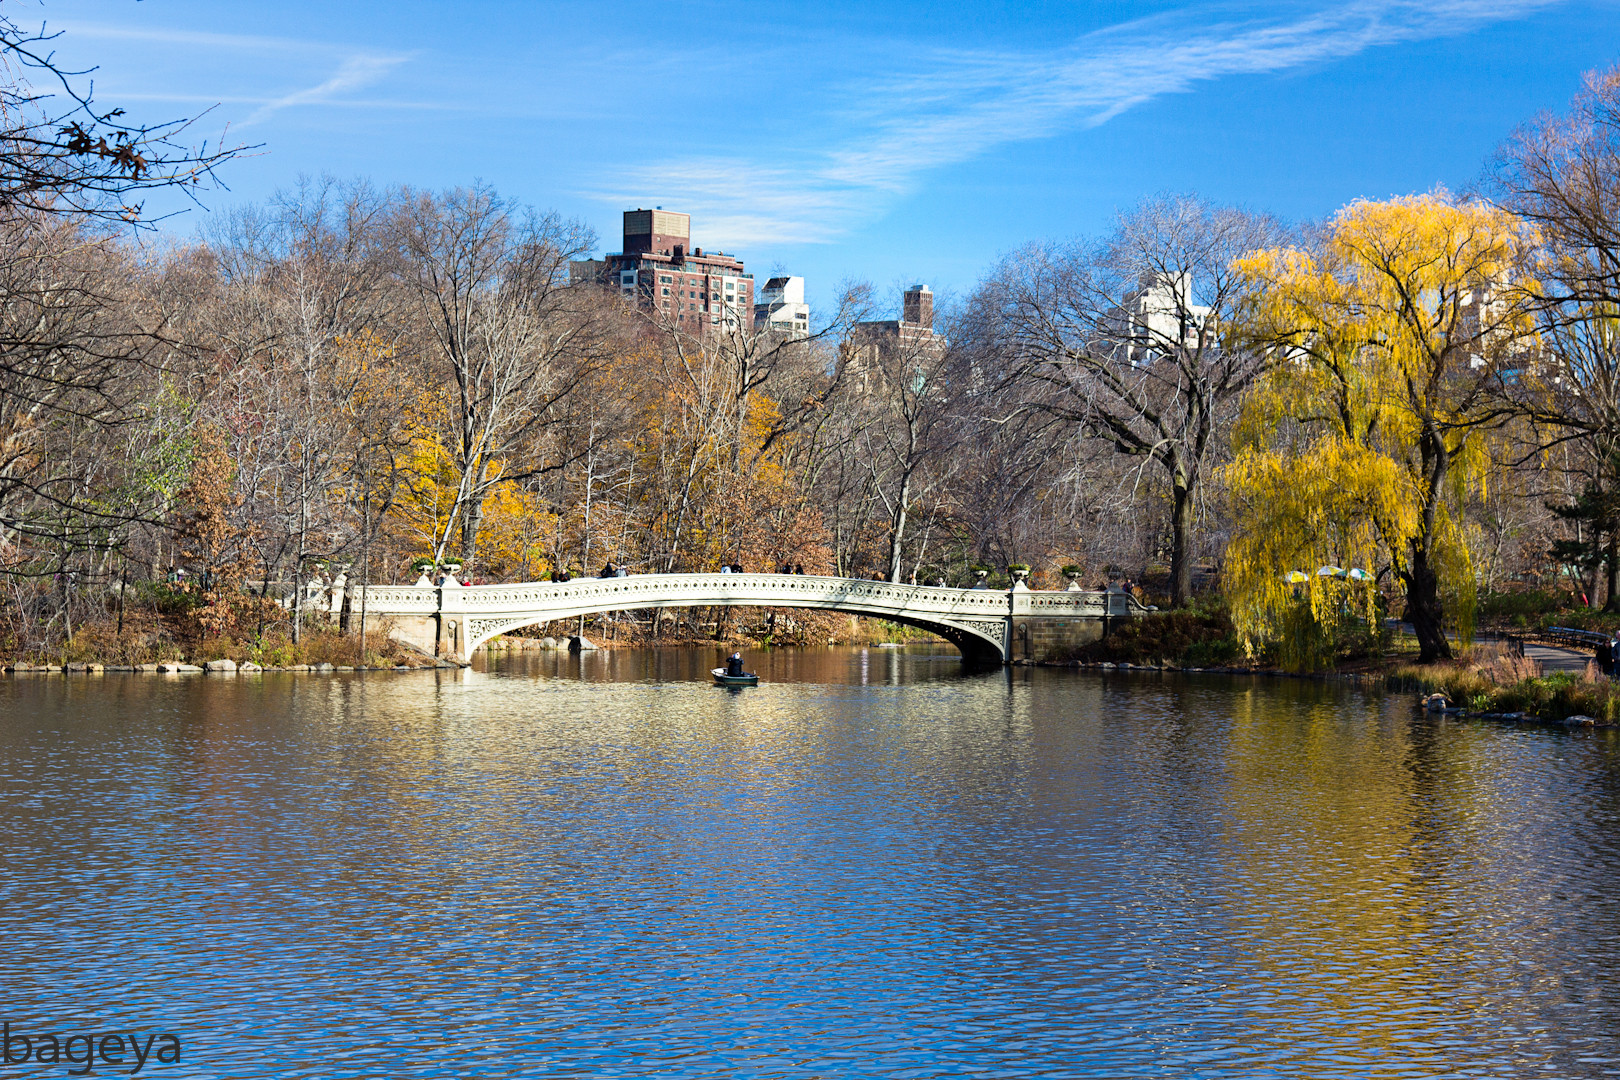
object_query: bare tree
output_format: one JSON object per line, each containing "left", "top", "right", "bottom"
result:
{"left": 0, "top": 3, "right": 248, "bottom": 651}
{"left": 655, "top": 281, "right": 870, "bottom": 468}
{"left": 203, "top": 178, "right": 399, "bottom": 638}
{"left": 0, "top": 5, "right": 246, "bottom": 226}
{"left": 836, "top": 286, "right": 968, "bottom": 582}
{"left": 0, "top": 213, "right": 167, "bottom": 555}
{"left": 1490, "top": 65, "right": 1620, "bottom": 607}
{"left": 392, "top": 185, "right": 611, "bottom": 572}
{"left": 976, "top": 195, "right": 1284, "bottom": 604}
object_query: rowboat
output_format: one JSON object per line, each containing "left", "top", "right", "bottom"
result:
{"left": 711, "top": 667, "right": 760, "bottom": 686}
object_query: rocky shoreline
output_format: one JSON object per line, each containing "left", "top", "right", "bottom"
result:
{"left": 11, "top": 650, "right": 1617, "bottom": 729}
{"left": 3, "top": 658, "right": 464, "bottom": 674}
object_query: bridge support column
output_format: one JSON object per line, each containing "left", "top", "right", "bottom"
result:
{"left": 1004, "top": 587, "right": 1133, "bottom": 663}
{"left": 1007, "top": 616, "right": 1107, "bottom": 663}
{"left": 436, "top": 578, "right": 470, "bottom": 664}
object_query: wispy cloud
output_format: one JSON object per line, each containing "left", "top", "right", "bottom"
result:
{"left": 54, "top": 19, "right": 417, "bottom": 127}
{"left": 240, "top": 53, "right": 412, "bottom": 126}
{"left": 595, "top": 0, "right": 1564, "bottom": 247}
{"left": 52, "top": 21, "right": 332, "bottom": 54}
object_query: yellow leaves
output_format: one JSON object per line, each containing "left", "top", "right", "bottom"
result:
{"left": 381, "top": 426, "right": 555, "bottom": 579}
{"left": 1235, "top": 193, "right": 1536, "bottom": 437}
{"left": 384, "top": 433, "right": 456, "bottom": 558}
{"left": 1332, "top": 194, "right": 1533, "bottom": 295}
{"left": 1224, "top": 437, "right": 1413, "bottom": 666}
{"left": 1225, "top": 192, "right": 1523, "bottom": 664}
{"left": 473, "top": 481, "right": 556, "bottom": 581}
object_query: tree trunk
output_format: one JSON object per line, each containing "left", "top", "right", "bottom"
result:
{"left": 1170, "top": 477, "right": 1194, "bottom": 607}
{"left": 1605, "top": 531, "right": 1620, "bottom": 613}
{"left": 358, "top": 491, "right": 370, "bottom": 654}
{"left": 887, "top": 473, "right": 912, "bottom": 583}
{"left": 1402, "top": 546, "right": 1452, "bottom": 663}
{"left": 1404, "top": 434, "right": 1455, "bottom": 663}
{"left": 59, "top": 561, "right": 71, "bottom": 644}
{"left": 462, "top": 497, "right": 483, "bottom": 572}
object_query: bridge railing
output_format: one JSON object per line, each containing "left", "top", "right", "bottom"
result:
{"left": 352, "top": 573, "right": 1141, "bottom": 618}
{"left": 350, "top": 585, "right": 438, "bottom": 613}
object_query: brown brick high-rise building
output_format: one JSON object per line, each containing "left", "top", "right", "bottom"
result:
{"left": 573, "top": 209, "right": 754, "bottom": 333}
{"left": 847, "top": 284, "right": 945, "bottom": 393}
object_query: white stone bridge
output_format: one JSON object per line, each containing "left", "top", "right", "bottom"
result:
{"left": 354, "top": 573, "right": 1150, "bottom": 666}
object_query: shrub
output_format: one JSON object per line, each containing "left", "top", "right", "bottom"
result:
{"left": 1183, "top": 635, "right": 1241, "bottom": 667}
{"left": 1068, "top": 605, "right": 1239, "bottom": 666}
{"left": 135, "top": 581, "right": 202, "bottom": 618}
{"left": 1478, "top": 589, "right": 1567, "bottom": 622}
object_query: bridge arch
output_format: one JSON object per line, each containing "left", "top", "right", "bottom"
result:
{"left": 461, "top": 602, "right": 1008, "bottom": 666}
{"left": 358, "top": 573, "right": 1016, "bottom": 665}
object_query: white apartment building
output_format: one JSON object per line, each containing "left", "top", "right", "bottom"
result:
{"left": 754, "top": 276, "right": 810, "bottom": 338}
{"left": 1117, "top": 271, "right": 1212, "bottom": 364}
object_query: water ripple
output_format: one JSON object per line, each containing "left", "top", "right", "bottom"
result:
{"left": 1, "top": 651, "right": 1618, "bottom": 1077}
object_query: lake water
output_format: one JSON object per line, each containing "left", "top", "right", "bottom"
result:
{"left": 3, "top": 646, "right": 1620, "bottom": 1078}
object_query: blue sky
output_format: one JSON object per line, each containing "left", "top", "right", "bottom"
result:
{"left": 35, "top": 0, "right": 1620, "bottom": 312}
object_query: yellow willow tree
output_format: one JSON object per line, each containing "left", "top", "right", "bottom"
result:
{"left": 1226, "top": 193, "right": 1538, "bottom": 664}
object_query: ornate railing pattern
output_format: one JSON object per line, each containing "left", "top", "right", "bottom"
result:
{"left": 351, "top": 586, "right": 438, "bottom": 613}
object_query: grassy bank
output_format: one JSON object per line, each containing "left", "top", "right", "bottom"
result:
{"left": 1385, "top": 644, "right": 1618, "bottom": 722}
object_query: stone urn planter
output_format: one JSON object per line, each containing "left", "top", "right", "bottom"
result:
{"left": 1007, "top": 565, "right": 1031, "bottom": 588}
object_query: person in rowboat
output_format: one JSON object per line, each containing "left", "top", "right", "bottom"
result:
{"left": 726, "top": 652, "right": 745, "bottom": 677}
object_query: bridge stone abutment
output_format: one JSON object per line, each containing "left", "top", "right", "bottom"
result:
{"left": 354, "top": 574, "right": 1147, "bottom": 666}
